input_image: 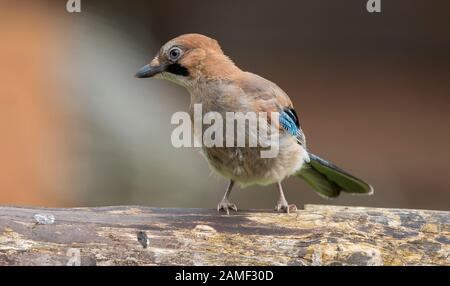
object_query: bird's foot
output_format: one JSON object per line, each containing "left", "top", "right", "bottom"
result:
{"left": 217, "top": 199, "right": 238, "bottom": 215}
{"left": 274, "top": 200, "right": 297, "bottom": 214}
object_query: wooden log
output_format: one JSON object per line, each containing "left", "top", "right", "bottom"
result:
{"left": 0, "top": 205, "right": 448, "bottom": 266}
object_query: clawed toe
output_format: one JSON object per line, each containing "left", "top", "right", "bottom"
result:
{"left": 217, "top": 200, "right": 238, "bottom": 215}
{"left": 275, "top": 203, "right": 297, "bottom": 214}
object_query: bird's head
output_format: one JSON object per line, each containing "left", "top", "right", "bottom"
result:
{"left": 135, "top": 34, "right": 239, "bottom": 87}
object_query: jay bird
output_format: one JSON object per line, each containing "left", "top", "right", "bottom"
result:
{"left": 136, "top": 34, "right": 373, "bottom": 214}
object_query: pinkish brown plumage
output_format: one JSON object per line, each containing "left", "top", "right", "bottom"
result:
{"left": 136, "top": 34, "right": 373, "bottom": 214}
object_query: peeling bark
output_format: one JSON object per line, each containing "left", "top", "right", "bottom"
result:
{"left": 0, "top": 205, "right": 448, "bottom": 266}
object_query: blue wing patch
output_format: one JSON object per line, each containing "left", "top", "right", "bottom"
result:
{"left": 279, "top": 110, "right": 299, "bottom": 136}
{"left": 279, "top": 108, "right": 306, "bottom": 146}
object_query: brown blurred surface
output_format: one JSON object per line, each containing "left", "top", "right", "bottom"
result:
{"left": 0, "top": 3, "right": 71, "bottom": 206}
{"left": 0, "top": 1, "right": 449, "bottom": 210}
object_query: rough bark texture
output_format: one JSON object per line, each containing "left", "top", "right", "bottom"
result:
{"left": 0, "top": 205, "right": 448, "bottom": 266}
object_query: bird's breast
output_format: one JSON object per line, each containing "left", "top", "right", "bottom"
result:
{"left": 186, "top": 80, "right": 308, "bottom": 186}
{"left": 201, "top": 136, "right": 307, "bottom": 186}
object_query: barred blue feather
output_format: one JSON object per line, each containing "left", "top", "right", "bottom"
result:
{"left": 279, "top": 108, "right": 306, "bottom": 146}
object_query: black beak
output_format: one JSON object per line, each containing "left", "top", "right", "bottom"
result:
{"left": 135, "top": 64, "right": 166, "bottom": 78}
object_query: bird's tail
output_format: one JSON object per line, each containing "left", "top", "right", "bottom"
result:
{"left": 297, "top": 153, "right": 373, "bottom": 199}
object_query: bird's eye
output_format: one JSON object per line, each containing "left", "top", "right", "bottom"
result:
{"left": 168, "top": 47, "right": 182, "bottom": 61}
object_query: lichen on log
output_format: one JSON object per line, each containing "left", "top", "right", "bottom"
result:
{"left": 0, "top": 205, "right": 448, "bottom": 266}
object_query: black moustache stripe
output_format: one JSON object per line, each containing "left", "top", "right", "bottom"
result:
{"left": 166, "top": 63, "right": 189, "bottom": 77}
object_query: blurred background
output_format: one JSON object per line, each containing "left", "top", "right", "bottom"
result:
{"left": 0, "top": 0, "right": 449, "bottom": 210}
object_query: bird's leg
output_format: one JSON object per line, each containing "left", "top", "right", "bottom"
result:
{"left": 275, "top": 182, "right": 297, "bottom": 213}
{"left": 217, "top": 180, "right": 238, "bottom": 215}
